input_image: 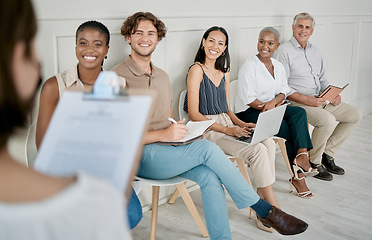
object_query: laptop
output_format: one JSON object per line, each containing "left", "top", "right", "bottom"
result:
{"left": 224, "top": 104, "right": 287, "bottom": 146}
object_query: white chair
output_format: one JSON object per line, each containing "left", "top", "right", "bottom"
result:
{"left": 179, "top": 89, "right": 189, "bottom": 122}
{"left": 229, "top": 80, "right": 294, "bottom": 178}
{"left": 136, "top": 176, "right": 209, "bottom": 239}
{"left": 25, "top": 122, "right": 37, "bottom": 167}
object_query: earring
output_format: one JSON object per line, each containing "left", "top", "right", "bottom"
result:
{"left": 222, "top": 51, "right": 225, "bottom": 56}
{"left": 201, "top": 46, "right": 204, "bottom": 50}
{"left": 104, "top": 56, "right": 108, "bottom": 59}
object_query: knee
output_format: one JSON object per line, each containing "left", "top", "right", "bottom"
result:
{"left": 194, "top": 139, "right": 225, "bottom": 157}
{"left": 297, "top": 107, "right": 308, "bottom": 118}
{"left": 260, "top": 138, "right": 276, "bottom": 153}
{"left": 312, "top": 113, "right": 337, "bottom": 130}
{"left": 350, "top": 107, "right": 363, "bottom": 124}
{"left": 252, "top": 143, "right": 269, "bottom": 157}
{"left": 266, "top": 138, "right": 276, "bottom": 149}
{"left": 194, "top": 168, "right": 222, "bottom": 189}
{"left": 289, "top": 106, "right": 307, "bottom": 119}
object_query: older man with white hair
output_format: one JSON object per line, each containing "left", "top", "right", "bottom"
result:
{"left": 275, "top": 12, "right": 362, "bottom": 181}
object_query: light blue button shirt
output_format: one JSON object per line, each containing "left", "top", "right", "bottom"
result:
{"left": 274, "top": 36, "right": 330, "bottom": 96}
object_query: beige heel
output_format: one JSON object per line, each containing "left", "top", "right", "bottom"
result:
{"left": 256, "top": 217, "right": 273, "bottom": 233}
{"left": 289, "top": 177, "right": 314, "bottom": 199}
{"left": 293, "top": 152, "right": 318, "bottom": 178}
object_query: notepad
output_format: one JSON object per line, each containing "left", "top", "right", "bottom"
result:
{"left": 158, "top": 120, "right": 215, "bottom": 145}
{"left": 318, "top": 83, "right": 349, "bottom": 103}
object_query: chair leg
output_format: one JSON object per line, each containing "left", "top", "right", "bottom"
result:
{"left": 176, "top": 183, "right": 209, "bottom": 237}
{"left": 232, "top": 157, "right": 253, "bottom": 186}
{"left": 168, "top": 184, "right": 182, "bottom": 204}
{"left": 150, "top": 186, "right": 160, "bottom": 240}
{"left": 274, "top": 138, "right": 294, "bottom": 178}
{"left": 230, "top": 157, "right": 254, "bottom": 219}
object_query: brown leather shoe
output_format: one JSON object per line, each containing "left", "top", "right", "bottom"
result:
{"left": 257, "top": 206, "right": 308, "bottom": 235}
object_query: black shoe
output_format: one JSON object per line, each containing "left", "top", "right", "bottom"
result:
{"left": 322, "top": 153, "right": 345, "bottom": 175}
{"left": 258, "top": 206, "right": 308, "bottom": 235}
{"left": 310, "top": 162, "right": 333, "bottom": 181}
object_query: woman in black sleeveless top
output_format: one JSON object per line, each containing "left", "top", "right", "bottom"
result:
{"left": 186, "top": 26, "right": 280, "bottom": 233}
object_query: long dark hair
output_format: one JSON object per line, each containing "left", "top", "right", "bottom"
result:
{"left": 194, "top": 26, "right": 230, "bottom": 73}
{"left": 0, "top": 0, "right": 37, "bottom": 148}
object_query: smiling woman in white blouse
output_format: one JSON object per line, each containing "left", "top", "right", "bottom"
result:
{"left": 235, "top": 27, "right": 316, "bottom": 199}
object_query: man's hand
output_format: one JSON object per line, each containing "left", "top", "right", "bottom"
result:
{"left": 162, "top": 118, "right": 188, "bottom": 142}
{"left": 305, "top": 95, "right": 327, "bottom": 107}
{"left": 330, "top": 95, "right": 341, "bottom": 106}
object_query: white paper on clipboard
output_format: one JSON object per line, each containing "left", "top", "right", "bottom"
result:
{"left": 34, "top": 90, "right": 153, "bottom": 193}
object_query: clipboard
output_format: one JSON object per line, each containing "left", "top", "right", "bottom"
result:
{"left": 318, "top": 83, "right": 349, "bottom": 103}
{"left": 34, "top": 72, "right": 154, "bottom": 199}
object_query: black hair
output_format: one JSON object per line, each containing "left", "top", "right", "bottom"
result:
{"left": 194, "top": 26, "right": 230, "bottom": 73}
{"left": 0, "top": 0, "right": 38, "bottom": 148}
{"left": 76, "top": 20, "right": 110, "bottom": 45}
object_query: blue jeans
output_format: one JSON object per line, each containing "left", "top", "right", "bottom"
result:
{"left": 138, "top": 139, "right": 260, "bottom": 240}
{"left": 127, "top": 188, "right": 142, "bottom": 229}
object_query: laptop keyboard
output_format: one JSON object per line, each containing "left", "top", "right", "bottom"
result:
{"left": 236, "top": 129, "right": 255, "bottom": 143}
{"left": 237, "top": 135, "right": 253, "bottom": 143}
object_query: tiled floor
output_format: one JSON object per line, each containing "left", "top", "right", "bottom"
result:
{"left": 131, "top": 113, "right": 372, "bottom": 240}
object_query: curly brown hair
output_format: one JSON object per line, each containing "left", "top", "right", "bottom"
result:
{"left": 121, "top": 12, "right": 167, "bottom": 41}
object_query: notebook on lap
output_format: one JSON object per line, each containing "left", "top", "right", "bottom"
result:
{"left": 224, "top": 104, "right": 287, "bottom": 146}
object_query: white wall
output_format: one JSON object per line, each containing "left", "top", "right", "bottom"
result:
{"left": 31, "top": 0, "right": 372, "bottom": 208}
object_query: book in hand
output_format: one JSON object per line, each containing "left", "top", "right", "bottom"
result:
{"left": 158, "top": 120, "right": 215, "bottom": 145}
{"left": 318, "top": 83, "right": 349, "bottom": 103}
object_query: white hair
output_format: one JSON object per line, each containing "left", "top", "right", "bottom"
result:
{"left": 259, "top": 27, "right": 280, "bottom": 41}
{"left": 293, "top": 12, "right": 315, "bottom": 27}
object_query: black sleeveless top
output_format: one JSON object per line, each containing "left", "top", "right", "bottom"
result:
{"left": 184, "top": 63, "right": 229, "bottom": 115}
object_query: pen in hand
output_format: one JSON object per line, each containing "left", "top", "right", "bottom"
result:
{"left": 168, "top": 117, "right": 178, "bottom": 124}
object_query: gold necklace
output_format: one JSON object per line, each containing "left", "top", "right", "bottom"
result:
{"left": 257, "top": 55, "right": 272, "bottom": 71}
{"left": 264, "top": 62, "right": 273, "bottom": 70}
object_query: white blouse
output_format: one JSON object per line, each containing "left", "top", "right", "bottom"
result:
{"left": 235, "top": 56, "right": 290, "bottom": 113}
{"left": 0, "top": 173, "right": 132, "bottom": 240}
